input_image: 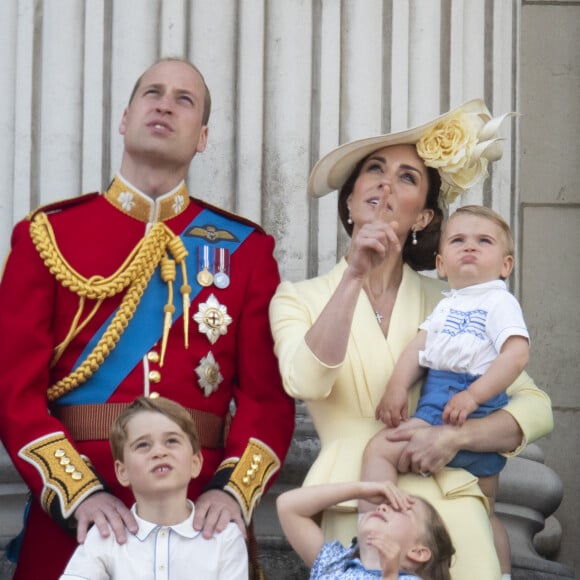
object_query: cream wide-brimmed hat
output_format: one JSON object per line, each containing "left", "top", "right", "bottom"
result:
{"left": 308, "top": 99, "right": 513, "bottom": 205}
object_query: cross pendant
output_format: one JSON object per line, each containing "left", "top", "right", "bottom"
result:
{"left": 374, "top": 311, "right": 383, "bottom": 324}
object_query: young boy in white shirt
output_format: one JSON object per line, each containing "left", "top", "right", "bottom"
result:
{"left": 60, "top": 396, "right": 248, "bottom": 579}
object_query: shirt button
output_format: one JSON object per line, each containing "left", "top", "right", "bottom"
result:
{"left": 149, "top": 370, "right": 161, "bottom": 383}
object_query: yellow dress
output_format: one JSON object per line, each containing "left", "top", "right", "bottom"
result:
{"left": 270, "top": 259, "right": 553, "bottom": 580}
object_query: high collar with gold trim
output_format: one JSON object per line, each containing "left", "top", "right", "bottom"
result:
{"left": 104, "top": 174, "right": 190, "bottom": 223}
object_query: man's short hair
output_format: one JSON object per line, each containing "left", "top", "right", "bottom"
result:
{"left": 128, "top": 57, "right": 212, "bottom": 125}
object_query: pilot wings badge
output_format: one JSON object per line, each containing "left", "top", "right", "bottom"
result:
{"left": 186, "top": 224, "right": 239, "bottom": 243}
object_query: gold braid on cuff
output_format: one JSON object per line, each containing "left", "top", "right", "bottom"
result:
{"left": 224, "top": 438, "right": 281, "bottom": 525}
{"left": 18, "top": 432, "right": 103, "bottom": 520}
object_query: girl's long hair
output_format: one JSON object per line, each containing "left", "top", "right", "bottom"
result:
{"left": 414, "top": 499, "right": 456, "bottom": 580}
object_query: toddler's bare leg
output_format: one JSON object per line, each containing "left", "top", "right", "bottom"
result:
{"left": 358, "top": 419, "right": 426, "bottom": 513}
{"left": 479, "top": 474, "right": 511, "bottom": 574}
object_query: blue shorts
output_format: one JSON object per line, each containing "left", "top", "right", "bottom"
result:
{"left": 414, "top": 369, "right": 508, "bottom": 477}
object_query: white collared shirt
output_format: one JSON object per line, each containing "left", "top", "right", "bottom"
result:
{"left": 60, "top": 501, "right": 248, "bottom": 580}
{"left": 419, "top": 280, "right": 529, "bottom": 375}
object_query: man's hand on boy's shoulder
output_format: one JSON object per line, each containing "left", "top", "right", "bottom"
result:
{"left": 74, "top": 491, "right": 138, "bottom": 544}
{"left": 193, "top": 489, "right": 246, "bottom": 539}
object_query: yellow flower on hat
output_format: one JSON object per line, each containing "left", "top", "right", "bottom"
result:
{"left": 417, "top": 112, "right": 479, "bottom": 174}
{"left": 417, "top": 105, "right": 513, "bottom": 204}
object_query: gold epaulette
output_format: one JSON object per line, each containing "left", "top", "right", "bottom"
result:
{"left": 18, "top": 432, "right": 103, "bottom": 520}
{"left": 223, "top": 438, "right": 281, "bottom": 525}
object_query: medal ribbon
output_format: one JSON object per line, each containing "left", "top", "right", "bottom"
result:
{"left": 56, "top": 208, "right": 254, "bottom": 405}
{"left": 214, "top": 248, "right": 231, "bottom": 288}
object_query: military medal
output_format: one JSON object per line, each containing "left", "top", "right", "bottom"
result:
{"left": 213, "top": 248, "right": 231, "bottom": 289}
{"left": 193, "top": 294, "right": 233, "bottom": 344}
{"left": 196, "top": 245, "right": 214, "bottom": 287}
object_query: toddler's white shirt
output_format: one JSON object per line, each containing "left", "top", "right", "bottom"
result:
{"left": 419, "top": 280, "right": 529, "bottom": 375}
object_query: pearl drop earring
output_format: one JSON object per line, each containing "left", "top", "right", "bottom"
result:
{"left": 411, "top": 230, "right": 418, "bottom": 245}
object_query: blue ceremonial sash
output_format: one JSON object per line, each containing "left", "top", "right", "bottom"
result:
{"left": 56, "top": 208, "right": 254, "bottom": 405}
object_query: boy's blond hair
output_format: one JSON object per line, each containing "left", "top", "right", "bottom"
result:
{"left": 110, "top": 396, "right": 201, "bottom": 461}
{"left": 444, "top": 205, "right": 515, "bottom": 256}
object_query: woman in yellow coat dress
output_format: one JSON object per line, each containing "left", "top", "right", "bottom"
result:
{"left": 269, "top": 100, "right": 553, "bottom": 580}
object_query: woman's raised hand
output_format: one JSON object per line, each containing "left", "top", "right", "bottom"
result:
{"left": 348, "top": 208, "right": 402, "bottom": 278}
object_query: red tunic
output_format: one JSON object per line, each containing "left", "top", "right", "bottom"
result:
{"left": 0, "top": 178, "right": 295, "bottom": 579}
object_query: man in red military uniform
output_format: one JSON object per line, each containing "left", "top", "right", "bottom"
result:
{"left": 0, "top": 58, "right": 295, "bottom": 579}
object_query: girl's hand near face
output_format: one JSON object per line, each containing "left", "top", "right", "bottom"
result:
{"left": 361, "top": 481, "right": 415, "bottom": 512}
{"left": 366, "top": 531, "right": 401, "bottom": 580}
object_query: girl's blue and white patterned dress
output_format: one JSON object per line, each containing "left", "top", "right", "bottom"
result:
{"left": 310, "top": 541, "right": 422, "bottom": 579}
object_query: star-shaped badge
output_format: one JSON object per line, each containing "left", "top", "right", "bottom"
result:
{"left": 195, "top": 351, "right": 224, "bottom": 397}
{"left": 193, "top": 294, "right": 233, "bottom": 344}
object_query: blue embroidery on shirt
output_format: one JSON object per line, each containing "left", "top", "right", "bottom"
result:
{"left": 441, "top": 308, "right": 487, "bottom": 340}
